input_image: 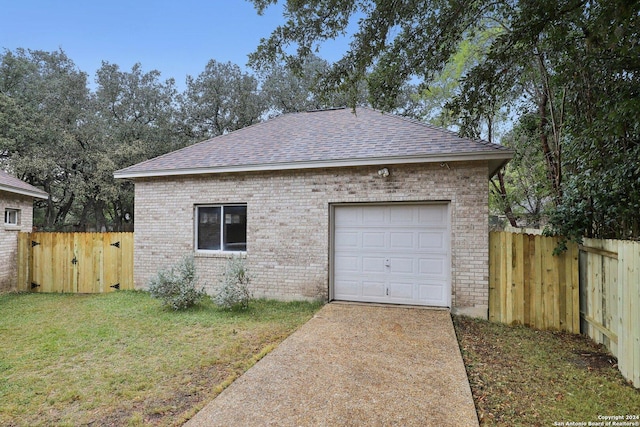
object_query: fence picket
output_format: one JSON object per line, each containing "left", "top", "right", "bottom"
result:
{"left": 513, "top": 233, "right": 525, "bottom": 325}
{"left": 570, "top": 242, "right": 580, "bottom": 333}
{"left": 533, "top": 234, "right": 544, "bottom": 328}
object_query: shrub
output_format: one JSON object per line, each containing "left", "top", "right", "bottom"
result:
{"left": 214, "top": 256, "right": 253, "bottom": 309}
{"left": 148, "top": 255, "right": 207, "bottom": 310}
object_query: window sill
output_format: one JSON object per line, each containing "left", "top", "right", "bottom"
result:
{"left": 194, "top": 251, "right": 247, "bottom": 259}
{"left": 3, "top": 224, "right": 21, "bottom": 231}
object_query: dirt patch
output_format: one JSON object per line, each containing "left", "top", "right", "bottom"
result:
{"left": 571, "top": 350, "right": 618, "bottom": 370}
{"left": 87, "top": 364, "right": 232, "bottom": 426}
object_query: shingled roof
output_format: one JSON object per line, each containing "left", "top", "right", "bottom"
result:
{"left": 114, "top": 107, "right": 512, "bottom": 179}
{"left": 0, "top": 170, "right": 48, "bottom": 199}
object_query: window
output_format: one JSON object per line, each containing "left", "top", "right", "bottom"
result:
{"left": 196, "top": 205, "right": 247, "bottom": 252}
{"left": 4, "top": 208, "right": 20, "bottom": 226}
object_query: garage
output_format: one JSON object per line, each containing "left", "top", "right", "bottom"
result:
{"left": 332, "top": 203, "right": 451, "bottom": 307}
{"left": 117, "top": 107, "right": 512, "bottom": 316}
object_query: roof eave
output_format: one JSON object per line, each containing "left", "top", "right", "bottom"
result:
{"left": 488, "top": 158, "right": 512, "bottom": 179}
{"left": 114, "top": 151, "right": 514, "bottom": 180}
{"left": 0, "top": 184, "right": 49, "bottom": 199}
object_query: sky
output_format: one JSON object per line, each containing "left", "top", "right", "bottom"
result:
{"left": 0, "top": 0, "right": 351, "bottom": 90}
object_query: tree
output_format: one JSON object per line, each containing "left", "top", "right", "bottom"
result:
{"left": 178, "top": 60, "right": 265, "bottom": 139}
{"left": 0, "top": 50, "right": 186, "bottom": 231}
{"left": 0, "top": 48, "right": 92, "bottom": 229}
{"left": 554, "top": 1, "right": 640, "bottom": 240}
{"left": 248, "top": 0, "right": 498, "bottom": 109}
{"left": 491, "top": 113, "right": 554, "bottom": 227}
{"left": 258, "top": 53, "right": 368, "bottom": 115}
{"left": 92, "top": 62, "right": 185, "bottom": 230}
{"left": 257, "top": 52, "right": 424, "bottom": 119}
{"left": 248, "top": 0, "right": 640, "bottom": 239}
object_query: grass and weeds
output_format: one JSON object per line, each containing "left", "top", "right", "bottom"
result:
{"left": 453, "top": 315, "right": 640, "bottom": 426}
{"left": 4, "top": 292, "right": 638, "bottom": 426}
{"left": 0, "top": 291, "right": 322, "bottom": 426}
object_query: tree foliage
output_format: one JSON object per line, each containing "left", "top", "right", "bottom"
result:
{"left": 0, "top": 50, "right": 266, "bottom": 231}
{"left": 4, "top": 0, "right": 638, "bottom": 240}
{"left": 178, "top": 59, "right": 265, "bottom": 139}
{"left": 92, "top": 62, "right": 186, "bottom": 230}
{"left": 0, "top": 49, "right": 92, "bottom": 229}
{"left": 249, "top": 0, "right": 640, "bottom": 239}
{"left": 491, "top": 113, "right": 553, "bottom": 227}
{"left": 258, "top": 53, "right": 367, "bottom": 115}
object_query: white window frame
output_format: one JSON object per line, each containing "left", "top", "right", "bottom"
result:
{"left": 195, "top": 204, "right": 247, "bottom": 253}
{"left": 4, "top": 208, "right": 20, "bottom": 226}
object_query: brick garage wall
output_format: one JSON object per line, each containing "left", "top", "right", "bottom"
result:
{"left": 133, "top": 161, "right": 489, "bottom": 315}
{"left": 0, "top": 191, "right": 34, "bottom": 291}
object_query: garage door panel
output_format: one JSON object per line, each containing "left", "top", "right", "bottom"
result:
{"left": 335, "top": 231, "right": 359, "bottom": 248}
{"left": 419, "top": 257, "right": 447, "bottom": 276}
{"left": 335, "top": 207, "right": 360, "bottom": 223}
{"left": 333, "top": 204, "right": 450, "bottom": 307}
{"left": 362, "top": 281, "right": 386, "bottom": 297}
{"left": 388, "top": 282, "right": 414, "bottom": 299}
{"left": 362, "top": 232, "right": 385, "bottom": 248}
{"left": 389, "top": 258, "right": 413, "bottom": 274}
{"left": 418, "top": 206, "right": 447, "bottom": 225}
{"left": 363, "top": 208, "right": 385, "bottom": 223}
{"left": 362, "top": 257, "right": 386, "bottom": 272}
{"left": 389, "top": 206, "right": 415, "bottom": 223}
{"left": 419, "top": 232, "right": 446, "bottom": 250}
{"left": 390, "top": 232, "right": 414, "bottom": 248}
{"left": 418, "top": 283, "right": 446, "bottom": 302}
{"left": 334, "top": 280, "right": 359, "bottom": 297}
{"left": 335, "top": 255, "right": 360, "bottom": 273}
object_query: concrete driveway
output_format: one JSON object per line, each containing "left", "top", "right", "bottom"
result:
{"left": 185, "top": 303, "right": 479, "bottom": 427}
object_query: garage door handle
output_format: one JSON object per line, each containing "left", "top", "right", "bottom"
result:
{"left": 385, "top": 259, "right": 390, "bottom": 267}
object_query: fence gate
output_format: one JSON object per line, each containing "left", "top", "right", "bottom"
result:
{"left": 17, "top": 232, "right": 134, "bottom": 293}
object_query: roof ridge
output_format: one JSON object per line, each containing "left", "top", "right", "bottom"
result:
{"left": 305, "top": 106, "right": 347, "bottom": 113}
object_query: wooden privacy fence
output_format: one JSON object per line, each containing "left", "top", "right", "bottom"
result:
{"left": 490, "top": 231, "right": 640, "bottom": 388}
{"left": 17, "top": 232, "right": 134, "bottom": 293}
{"left": 580, "top": 238, "right": 640, "bottom": 388}
{"left": 489, "top": 231, "right": 580, "bottom": 333}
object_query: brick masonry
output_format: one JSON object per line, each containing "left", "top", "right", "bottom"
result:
{"left": 133, "top": 161, "right": 489, "bottom": 315}
{"left": 0, "top": 191, "right": 34, "bottom": 291}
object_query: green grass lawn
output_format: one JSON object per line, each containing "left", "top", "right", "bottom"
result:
{"left": 453, "top": 315, "right": 640, "bottom": 426}
{"left": 0, "top": 291, "right": 322, "bottom": 426}
{"left": 5, "top": 292, "right": 638, "bottom": 426}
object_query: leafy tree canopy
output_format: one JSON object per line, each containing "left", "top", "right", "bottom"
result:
{"left": 249, "top": 0, "right": 640, "bottom": 240}
{"left": 0, "top": 50, "right": 268, "bottom": 231}
{"left": 178, "top": 59, "right": 265, "bottom": 139}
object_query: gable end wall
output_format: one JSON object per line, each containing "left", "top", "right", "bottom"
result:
{"left": 133, "top": 162, "right": 489, "bottom": 315}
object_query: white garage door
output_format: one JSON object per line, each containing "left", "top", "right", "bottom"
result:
{"left": 333, "top": 204, "right": 450, "bottom": 307}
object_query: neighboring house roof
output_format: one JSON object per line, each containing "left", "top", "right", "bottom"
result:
{"left": 114, "top": 106, "right": 513, "bottom": 179}
{"left": 0, "top": 170, "right": 48, "bottom": 199}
